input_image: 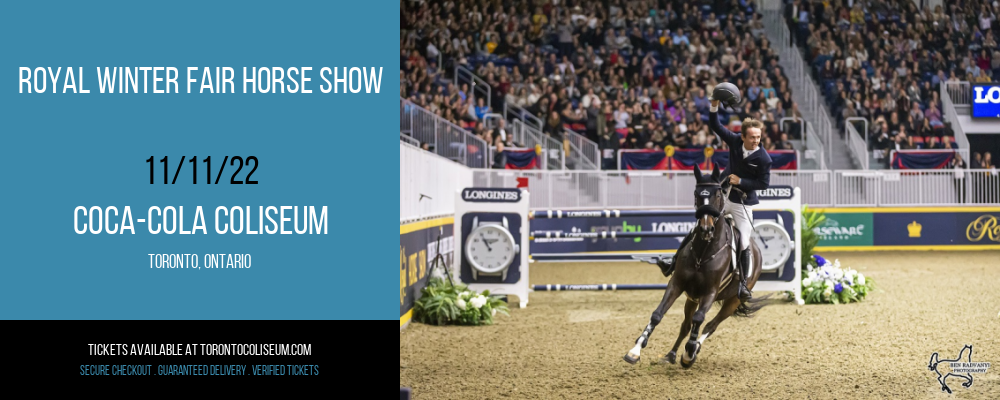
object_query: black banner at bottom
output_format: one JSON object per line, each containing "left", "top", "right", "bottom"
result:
{"left": 5, "top": 321, "right": 345, "bottom": 384}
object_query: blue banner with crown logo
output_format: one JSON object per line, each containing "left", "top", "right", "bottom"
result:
{"left": 872, "top": 211, "right": 1000, "bottom": 246}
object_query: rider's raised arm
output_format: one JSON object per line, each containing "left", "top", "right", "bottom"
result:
{"left": 708, "top": 101, "right": 739, "bottom": 147}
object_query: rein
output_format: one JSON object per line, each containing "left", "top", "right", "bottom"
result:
{"left": 691, "top": 229, "right": 731, "bottom": 270}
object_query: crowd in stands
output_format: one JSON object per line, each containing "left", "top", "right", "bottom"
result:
{"left": 401, "top": 0, "right": 807, "bottom": 169}
{"left": 786, "top": 0, "right": 1000, "bottom": 168}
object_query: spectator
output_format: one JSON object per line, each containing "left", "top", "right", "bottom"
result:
{"left": 952, "top": 153, "right": 967, "bottom": 203}
{"left": 776, "top": 133, "right": 795, "bottom": 150}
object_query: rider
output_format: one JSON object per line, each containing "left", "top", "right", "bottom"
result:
{"left": 656, "top": 84, "right": 771, "bottom": 303}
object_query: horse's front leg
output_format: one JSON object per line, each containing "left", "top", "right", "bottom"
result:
{"left": 680, "top": 291, "right": 718, "bottom": 369}
{"left": 623, "top": 282, "right": 682, "bottom": 364}
{"left": 661, "top": 297, "right": 697, "bottom": 364}
{"left": 939, "top": 374, "right": 952, "bottom": 394}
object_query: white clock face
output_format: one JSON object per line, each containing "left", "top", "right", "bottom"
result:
{"left": 753, "top": 222, "right": 791, "bottom": 270}
{"left": 466, "top": 225, "right": 516, "bottom": 273}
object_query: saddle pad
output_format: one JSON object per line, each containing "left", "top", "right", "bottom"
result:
{"left": 726, "top": 214, "right": 737, "bottom": 273}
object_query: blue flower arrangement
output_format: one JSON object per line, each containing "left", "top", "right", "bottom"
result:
{"left": 799, "top": 254, "right": 875, "bottom": 305}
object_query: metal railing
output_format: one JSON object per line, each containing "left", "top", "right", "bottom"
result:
{"left": 470, "top": 168, "right": 1000, "bottom": 208}
{"left": 400, "top": 133, "right": 420, "bottom": 147}
{"left": 564, "top": 128, "right": 600, "bottom": 170}
{"left": 481, "top": 113, "right": 503, "bottom": 131}
{"left": 454, "top": 65, "right": 491, "bottom": 110}
{"left": 758, "top": 1, "right": 833, "bottom": 169}
{"left": 845, "top": 117, "right": 869, "bottom": 170}
{"left": 511, "top": 119, "right": 566, "bottom": 170}
{"left": 504, "top": 102, "right": 544, "bottom": 132}
{"left": 400, "top": 98, "right": 489, "bottom": 168}
{"left": 945, "top": 81, "right": 971, "bottom": 105}
{"left": 779, "top": 117, "right": 825, "bottom": 169}
{"left": 941, "top": 82, "right": 971, "bottom": 151}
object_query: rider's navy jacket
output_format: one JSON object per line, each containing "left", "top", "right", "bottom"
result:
{"left": 708, "top": 111, "right": 771, "bottom": 206}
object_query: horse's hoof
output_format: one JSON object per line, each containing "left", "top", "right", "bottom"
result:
{"left": 680, "top": 341, "right": 701, "bottom": 369}
{"left": 664, "top": 351, "right": 677, "bottom": 364}
{"left": 623, "top": 352, "right": 640, "bottom": 365}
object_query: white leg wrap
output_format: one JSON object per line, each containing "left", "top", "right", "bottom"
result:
{"left": 628, "top": 341, "right": 642, "bottom": 358}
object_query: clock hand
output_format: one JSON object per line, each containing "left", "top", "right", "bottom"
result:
{"left": 480, "top": 233, "right": 492, "bottom": 251}
{"left": 757, "top": 235, "right": 769, "bottom": 249}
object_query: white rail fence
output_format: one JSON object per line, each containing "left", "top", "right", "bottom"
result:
{"left": 471, "top": 169, "right": 999, "bottom": 208}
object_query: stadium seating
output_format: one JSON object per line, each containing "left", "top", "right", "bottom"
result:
{"left": 401, "top": 0, "right": 807, "bottom": 169}
{"left": 784, "top": 0, "right": 998, "bottom": 168}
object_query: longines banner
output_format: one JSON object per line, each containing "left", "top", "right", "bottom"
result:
{"left": 0, "top": 0, "right": 396, "bottom": 385}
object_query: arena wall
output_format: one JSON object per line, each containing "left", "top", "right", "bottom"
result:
{"left": 400, "top": 142, "right": 468, "bottom": 328}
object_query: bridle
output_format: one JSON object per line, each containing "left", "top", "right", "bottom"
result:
{"left": 691, "top": 182, "right": 730, "bottom": 270}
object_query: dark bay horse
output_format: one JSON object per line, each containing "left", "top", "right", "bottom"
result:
{"left": 623, "top": 164, "right": 772, "bottom": 368}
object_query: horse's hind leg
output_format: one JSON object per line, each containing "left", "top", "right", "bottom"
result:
{"left": 680, "top": 292, "right": 717, "bottom": 369}
{"left": 698, "top": 296, "right": 742, "bottom": 344}
{"left": 958, "top": 373, "right": 974, "bottom": 388}
{"left": 623, "top": 282, "right": 682, "bottom": 364}
{"left": 661, "top": 297, "right": 697, "bottom": 364}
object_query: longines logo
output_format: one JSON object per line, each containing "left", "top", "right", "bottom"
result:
{"left": 966, "top": 215, "right": 1000, "bottom": 243}
{"left": 757, "top": 186, "right": 793, "bottom": 200}
{"left": 461, "top": 188, "right": 521, "bottom": 202}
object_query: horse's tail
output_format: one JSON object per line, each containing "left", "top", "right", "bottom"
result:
{"left": 733, "top": 293, "right": 779, "bottom": 318}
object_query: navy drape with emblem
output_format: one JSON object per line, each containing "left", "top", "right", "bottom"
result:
{"left": 713, "top": 150, "right": 797, "bottom": 170}
{"left": 505, "top": 149, "right": 538, "bottom": 169}
{"left": 891, "top": 151, "right": 954, "bottom": 169}
{"left": 621, "top": 150, "right": 668, "bottom": 170}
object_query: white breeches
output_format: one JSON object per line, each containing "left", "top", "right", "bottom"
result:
{"left": 725, "top": 198, "right": 753, "bottom": 250}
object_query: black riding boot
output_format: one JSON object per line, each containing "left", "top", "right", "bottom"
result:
{"left": 656, "top": 232, "right": 694, "bottom": 278}
{"left": 738, "top": 248, "right": 752, "bottom": 302}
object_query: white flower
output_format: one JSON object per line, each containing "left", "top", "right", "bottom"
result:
{"left": 470, "top": 295, "right": 487, "bottom": 309}
{"left": 460, "top": 291, "right": 470, "bottom": 299}
{"left": 833, "top": 269, "right": 844, "bottom": 280}
{"left": 801, "top": 278, "right": 812, "bottom": 287}
{"left": 834, "top": 259, "right": 841, "bottom": 269}
{"left": 823, "top": 280, "right": 832, "bottom": 289}
{"left": 823, "top": 288, "right": 832, "bottom": 297}
{"left": 492, "top": 309, "right": 497, "bottom": 317}
{"left": 857, "top": 274, "right": 866, "bottom": 285}
{"left": 456, "top": 298, "right": 467, "bottom": 310}
{"left": 808, "top": 271, "right": 818, "bottom": 281}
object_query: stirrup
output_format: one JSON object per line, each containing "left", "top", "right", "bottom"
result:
{"left": 656, "top": 257, "right": 674, "bottom": 278}
{"left": 738, "top": 281, "right": 752, "bottom": 302}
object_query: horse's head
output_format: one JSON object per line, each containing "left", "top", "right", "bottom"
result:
{"left": 693, "top": 164, "right": 727, "bottom": 242}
